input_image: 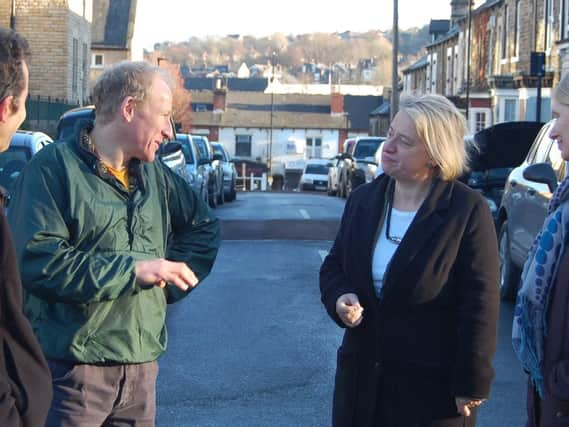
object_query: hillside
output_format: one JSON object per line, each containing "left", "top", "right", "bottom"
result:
{"left": 151, "top": 26, "right": 431, "bottom": 85}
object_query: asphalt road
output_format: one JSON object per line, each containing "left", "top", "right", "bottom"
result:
{"left": 155, "top": 191, "right": 528, "bottom": 427}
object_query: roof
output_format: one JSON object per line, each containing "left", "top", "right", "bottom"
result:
{"left": 92, "top": 0, "right": 135, "bottom": 49}
{"left": 185, "top": 77, "right": 268, "bottom": 92}
{"left": 429, "top": 20, "right": 450, "bottom": 34}
{"left": 370, "top": 103, "right": 390, "bottom": 116}
{"left": 344, "top": 95, "right": 383, "bottom": 129}
{"left": 402, "top": 55, "right": 429, "bottom": 74}
{"left": 190, "top": 91, "right": 346, "bottom": 129}
{"left": 426, "top": 27, "right": 459, "bottom": 48}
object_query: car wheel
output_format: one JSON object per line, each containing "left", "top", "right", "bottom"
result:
{"left": 208, "top": 184, "right": 217, "bottom": 209}
{"left": 346, "top": 175, "right": 353, "bottom": 197}
{"left": 217, "top": 183, "right": 225, "bottom": 205}
{"left": 498, "top": 221, "right": 519, "bottom": 301}
{"left": 228, "top": 182, "right": 236, "bottom": 201}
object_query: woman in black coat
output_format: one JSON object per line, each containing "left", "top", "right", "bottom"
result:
{"left": 320, "top": 94, "right": 500, "bottom": 427}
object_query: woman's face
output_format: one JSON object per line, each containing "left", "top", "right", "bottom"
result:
{"left": 550, "top": 98, "right": 569, "bottom": 161}
{"left": 381, "top": 111, "right": 432, "bottom": 183}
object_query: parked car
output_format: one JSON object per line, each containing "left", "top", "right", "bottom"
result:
{"left": 176, "top": 133, "right": 209, "bottom": 202}
{"left": 0, "top": 130, "right": 53, "bottom": 203}
{"left": 465, "top": 121, "right": 543, "bottom": 222}
{"left": 55, "top": 106, "right": 191, "bottom": 186}
{"left": 337, "top": 136, "right": 385, "bottom": 197}
{"left": 300, "top": 158, "right": 332, "bottom": 191}
{"left": 327, "top": 155, "right": 343, "bottom": 196}
{"left": 211, "top": 142, "right": 237, "bottom": 201}
{"left": 192, "top": 135, "right": 224, "bottom": 208}
{"left": 497, "top": 119, "right": 562, "bottom": 300}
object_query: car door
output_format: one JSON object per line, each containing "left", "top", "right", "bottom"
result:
{"left": 508, "top": 122, "right": 555, "bottom": 265}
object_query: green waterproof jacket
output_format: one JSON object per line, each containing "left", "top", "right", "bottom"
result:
{"left": 8, "top": 123, "right": 220, "bottom": 364}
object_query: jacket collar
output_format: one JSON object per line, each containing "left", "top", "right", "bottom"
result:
{"left": 72, "top": 118, "right": 143, "bottom": 194}
{"left": 379, "top": 177, "right": 453, "bottom": 300}
{"left": 355, "top": 176, "right": 454, "bottom": 303}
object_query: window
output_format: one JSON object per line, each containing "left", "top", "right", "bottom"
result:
{"left": 514, "top": 0, "right": 520, "bottom": 57}
{"left": 306, "top": 137, "right": 322, "bottom": 158}
{"left": 475, "top": 112, "right": 486, "bottom": 132}
{"left": 501, "top": 6, "right": 508, "bottom": 59}
{"left": 546, "top": 0, "right": 554, "bottom": 51}
{"left": 82, "top": 43, "right": 88, "bottom": 101}
{"left": 563, "top": 0, "right": 569, "bottom": 40}
{"left": 504, "top": 99, "right": 517, "bottom": 121}
{"left": 235, "top": 135, "right": 252, "bottom": 157}
{"left": 72, "top": 38, "right": 78, "bottom": 97}
{"left": 92, "top": 54, "right": 104, "bottom": 68}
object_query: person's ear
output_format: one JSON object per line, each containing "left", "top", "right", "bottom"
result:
{"left": 121, "top": 96, "right": 136, "bottom": 122}
{"left": 0, "top": 96, "right": 14, "bottom": 123}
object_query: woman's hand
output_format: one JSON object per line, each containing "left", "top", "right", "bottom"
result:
{"left": 336, "top": 293, "right": 364, "bottom": 328}
{"left": 455, "top": 397, "right": 484, "bottom": 416}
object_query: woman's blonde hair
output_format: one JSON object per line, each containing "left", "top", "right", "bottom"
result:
{"left": 554, "top": 72, "right": 569, "bottom": 106}
{"left": 399, "top": 94, "right": 470, "bottom": 181}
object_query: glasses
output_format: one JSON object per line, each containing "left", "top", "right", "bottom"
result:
{"left": 385, "top": 202, "right": 403, "bottom": 245}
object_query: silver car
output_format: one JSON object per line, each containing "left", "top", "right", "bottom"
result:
{"left": 0, "top": 130, "right": 53, "bottom": 202}
{"left": 211, "top": 142, "right": 237, "bottom": 202}
{"left": 176, "top": 133, "right": 208, "bottom": 203}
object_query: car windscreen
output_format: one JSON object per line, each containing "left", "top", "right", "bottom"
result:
{"left": 0, "top": 146, "right": 30, "bottom": 192}
{"left": 212, "top": 145, "right": 228, "bottom": 161}
{"left": 179, "top": 142, "right": 195, "bottom": 164}
{"left": 353, "top": 140, "right": 381, "bottom": 159}
{"left": 305, "top": 164, "right": 329, "bottom": 175}
{"left": 194, "top": 138, "right": 210, "bottom": 160}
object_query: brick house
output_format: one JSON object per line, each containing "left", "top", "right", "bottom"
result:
{"left": 2, "top": 0, "right": 92, "bottom": 105}
{"left": 90, "top": 0, "right": 143, "bottom": 88}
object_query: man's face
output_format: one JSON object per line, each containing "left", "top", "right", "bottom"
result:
{"left": 0, "top": 60, "right": 28, "bottom": 152}
{"left": 128, "top": 75, "right": 173, "bottom": 162}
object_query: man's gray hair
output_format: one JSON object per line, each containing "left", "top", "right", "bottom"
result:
{"left": 92, "top": 61, "right": 173, "bottom": 124}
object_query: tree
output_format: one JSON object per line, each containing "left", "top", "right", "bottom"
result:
{"left": 158, "top": 60, "right": 192, "bottom": 132}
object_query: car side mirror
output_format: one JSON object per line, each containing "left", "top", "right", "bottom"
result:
{"left": 158, "top": 141, "right": 182, "bottom": 156}
{"left": 523, "top": 162, "right": 558, "bottom": 193}
{"left": 340, "top": 153, "right": 352, "bottom": 161}
{"left": 212, "top": 153, "right": 223, "bottom": 162}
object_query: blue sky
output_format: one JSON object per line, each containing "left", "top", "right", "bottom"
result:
{"left": 137, "top": 0, "right": 458, "bottom": 50}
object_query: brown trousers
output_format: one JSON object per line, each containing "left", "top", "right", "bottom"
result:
{"left": 45, "top": 359, "right": 158, "bottom": 427}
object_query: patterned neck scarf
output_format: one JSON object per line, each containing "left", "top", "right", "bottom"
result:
{"left": 512, "top": 175, "right": 569, "bottom": 398}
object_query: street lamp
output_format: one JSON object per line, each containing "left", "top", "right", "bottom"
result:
{"left": 10, "top": 0, "right": 16, "bottom": 30}
{"left": 268, "top": 52, "right": 277, "bottom": 186}
{"left": 391, "top": 0, "right": 399, "bottom": 120}
{"left": 465, "top": 0, "right": 473, "bottom": 123}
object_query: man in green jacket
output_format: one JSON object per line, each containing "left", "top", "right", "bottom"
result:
{"left": 8, "top": 61, "right": 220, "bottom": 426}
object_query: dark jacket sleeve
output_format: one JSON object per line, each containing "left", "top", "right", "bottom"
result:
{"left": 0, "top": 213, "right": 52, "bottom": 427}
{"left": 319, "top": 193, "right": 360, "bottom": 328}
{"left": 452, "top": 196, "right": 500, "bottom": 399}
{"left": 8, "top": 152, "right": 140, "bottom": 305}
{"left": 160, "top": 164, "right": 220, "bottom": 303}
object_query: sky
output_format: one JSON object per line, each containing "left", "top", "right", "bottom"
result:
{"left": 137, "top": 0, "right": 454, "bottom": 50}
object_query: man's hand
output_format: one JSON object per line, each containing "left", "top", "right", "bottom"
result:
{"left": 336, "top": 293, "right": 364, "bottom": 328}
{"left": 455, "top": 397, "right": 484, "bottom": 417}
{"left": 135, "top": 259, "right": 198, "bottom": 292}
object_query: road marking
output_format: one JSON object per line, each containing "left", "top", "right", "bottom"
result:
{"left": 318, "top": 250, "right": 328, "bottom": 261}
{"left": 299, "top": 209, "right": 310, "bottom": 219}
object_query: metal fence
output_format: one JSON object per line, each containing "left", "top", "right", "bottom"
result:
{"left": 21, "top": 95, "right": 80, "bottom": 138}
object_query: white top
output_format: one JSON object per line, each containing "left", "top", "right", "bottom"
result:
{"left": 372, "top": 207, "right": 417, "bottom": 298}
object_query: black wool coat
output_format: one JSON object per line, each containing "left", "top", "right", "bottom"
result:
{"left": 0, "top": 211, "right": 52, "bottom": 426}
{"left": 320, "top": 175, "right": 500, "bottom": 427}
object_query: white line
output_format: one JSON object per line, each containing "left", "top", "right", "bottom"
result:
{"left": 318, "top": 250, "right": 328, "bottom": 261}
{"left": 299, "top": 209, "right": 310, "bottom": 219}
